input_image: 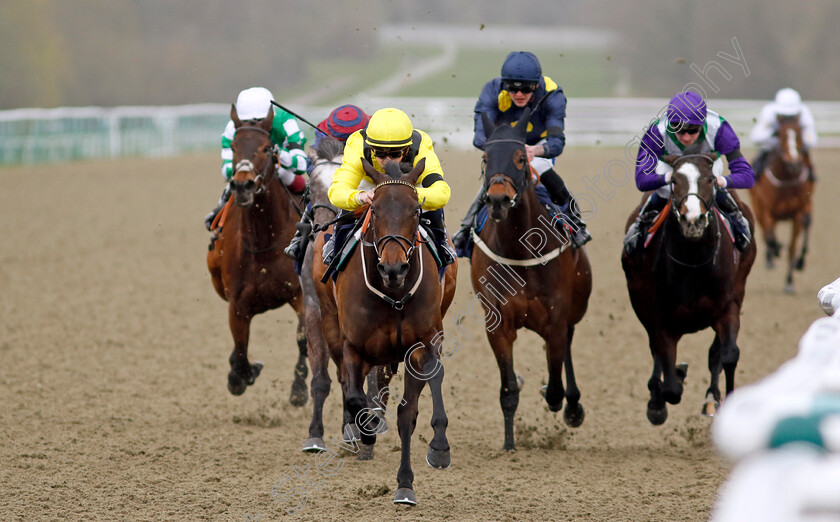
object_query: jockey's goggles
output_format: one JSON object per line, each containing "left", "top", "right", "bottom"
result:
{"left": 675, "top": 125, "right": 701, "bottom": 136}
{"left": 503, "top": 80, "right": 537, "bottom": 94}
{"left": 372, "top": 147, "right": 407, "bottom": 159}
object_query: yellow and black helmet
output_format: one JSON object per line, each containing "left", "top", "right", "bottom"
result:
{"left": 364, "top": 108, "right": 414, "bottom": 149}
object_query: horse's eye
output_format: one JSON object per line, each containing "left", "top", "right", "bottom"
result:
{"left": 415, "top": 207, "right": 421, "bottom": 216}
{"left": 262, "top": 145, "right": 271, "bottom": 153}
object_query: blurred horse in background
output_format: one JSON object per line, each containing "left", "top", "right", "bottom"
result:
{"left": 750, "top": 116, "right": 814, "bottom": 293}
{"left": 206, "top": 105, "right": 308, "bottom": 405}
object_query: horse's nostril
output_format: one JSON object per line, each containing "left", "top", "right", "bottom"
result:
{"left": 398, "top": 263, "right": 409, "bottom": 277}
{"left": 245, "top": 180, "right": 255, "bottom": 191}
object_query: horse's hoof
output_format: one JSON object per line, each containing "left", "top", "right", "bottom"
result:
{"left": 357, "top": 443, "right": 375, "bottom": 461}
{"left": 765, "top": 259, "right": 775, "bottom": 270}
{"left": 227, "top": 374, "right": 247, "bottom": 396}
{"left": 503, "top": 442, "right": 517, "bottom": 452}
{"left": 302, "top": 437, "right": 327, "bottom": 453}
{"left": 246, "top": 361, "right": 263, "bottom": 385}
{"left": 563, "top": 402, "right": 585, "bottom": 428}
{"left": 343, "top": 423, "right": 361, "bottom": 443}
{"left": 647, "top": 405, "right": 668, "bottom": 425}
{"left": 784, "top": 284, "right": 795, "bottom": 294}
{"left": 795, "top": 259, "right": 805, "bottom": 271}
{"left": 289, "top": 379, "right": 308, "bottom": 407}
{"left": 426, "top": 446, "right": 451, "bottom": 469}
{"left": 701, "top": 394, "right": 720, "bottom": 417}
{"left": 368, "top": 408, "right": 388, "bottom": 435}
{"left": 393, "top": 488, "right": 417, "bottom": 505}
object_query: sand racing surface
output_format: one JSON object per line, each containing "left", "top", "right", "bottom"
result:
{"left": 2, "top": 146, "right": 838, "bottom": 521}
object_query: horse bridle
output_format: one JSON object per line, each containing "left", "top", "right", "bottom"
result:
{"left": 668, "top": 154, "right": 718, "bottom": 219}
{"left": 362, "top": 179, "right": 422, "bottom": 261}
{"left": 483, "top": 138, "right": 530, "bottom": 207}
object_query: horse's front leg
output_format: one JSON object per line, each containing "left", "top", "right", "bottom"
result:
{"left": 487, "top": 324, "right": 519, "bottom": 450}
{"left": 365, "top": 365, "right": 396, "bottom": 435}
{"left": 562, "top": 326, "right": 585, "bottom": 427}
{"left": 227, "top": 302, "right": 263, "bottom": 396}
{"left": 290, "top": 310, "right": 309, "bottom": 407}
{"left": 796, "top": 210, "right": 811, "bottom": 271}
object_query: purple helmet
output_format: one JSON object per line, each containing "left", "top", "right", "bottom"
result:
{"left": 667, "top": 91, "right": 707, "bottom": 126}
{"left": 501, "top": 51, "right": 542, "bottom": 83}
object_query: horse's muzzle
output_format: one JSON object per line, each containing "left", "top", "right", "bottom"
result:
{"left": 486, "top": 193, "right": 512, "bottom": 222}
{"left": 679, "top": 213, "right": 708, "bottom": 240}
{"left": 377, "top": 261, "right": 409, "bottom": 289}
{"left": 230, "top": 179, "right": 256, "bottom": 206}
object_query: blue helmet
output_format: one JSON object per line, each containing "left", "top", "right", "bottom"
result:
{"left": 501, "top": 51, "right": 542, "bottom": 82}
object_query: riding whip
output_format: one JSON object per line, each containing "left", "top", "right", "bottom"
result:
{"left": 270, "top": 100, "right": 322, "bottom": 132}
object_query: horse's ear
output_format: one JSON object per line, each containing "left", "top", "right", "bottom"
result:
{"left": 261, "top": 107, "right": 274, "bottom": 132}
{"left": 515, "top": 108, "right": 531, "bottom": 136}
{"left": 401, "top": 157, "right": 426, "bottom": 186}
{"left": 231, "top": 104, "right": 242, "bottom": 128}
{"left": 662, "top": 154, "right": 680, "bottom": 167}
{"left": 481, "top": 112, "right": 496, "bottom": 137}
{"left": 361, "top": 157, "right": 387, "bottom": 185}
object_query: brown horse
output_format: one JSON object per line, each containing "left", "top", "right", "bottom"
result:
{"left": 622, "top": 151, "right": 756, "bottom": 425}
{"left": 300, "top": 137, "right": 401, "bottom": 452}
{"left": 206, "top": 105, "right": 308, "bottom": 405}
{"left": 330, "top": 157, "right": 456, "bottom": 505}
{"left": 470, "top": 110, "right": 592, "bottom": 451}
{"left": 750, "top": 116, "right": 814, "bottom": 293}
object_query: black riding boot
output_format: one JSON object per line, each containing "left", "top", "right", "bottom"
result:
{"left": 452, "top": 185, "right": 487, "bottom": 256}
{"left": 284, "top": 206, "right": 314, "bottom": 260}
{"left": 752, "top": 149, "right": 769, "bottom": 181}
{"left": 422, "top": 209, "right": 457, "bottom": 267}
{"left": 540, "top": 169, "right": 591, "bottom": 248}
{"left": 623, "top": 192, "right": 666, "bottom": 255}
{"left": 717, "top": 190, "right": 751, "bottom": 252}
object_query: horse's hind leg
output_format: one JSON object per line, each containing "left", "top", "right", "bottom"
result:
{"left": 715, "top": 309, "right": 741, "bottom": 399}
{"left": 289, "top": 295, "right": 309, "bottom": 407}
{"left": 227, "top": 304, "right": 263, "bottom": 396}
{"left": 702, "top": 335, "right": 722, "bottom": 417}
{"left": 561, "top": 326, "right": 584, "bottom": 428}
{"left": 646, "top": 358, "right": 667, "bottom": 425}
{"left": 364, "top": 365, "right": 396, "bottom": 435}
{"left": 420, "top": 354, "right": 450, "bottom": 470}
{"left": 784, "top": 217, "right": 803, "bottom": 294}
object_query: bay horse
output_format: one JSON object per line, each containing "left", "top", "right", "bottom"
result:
{"left": 749, "top": 116, "right": 814, "bottom": 293}
{"left": 621, "top": 149, "right": 756, "bottom": 425}
{"left": 471, "top": 109, "right": 592, "bottom": 451}
{"left": 300, "top": 137, "right": 400, "bottom": 452}
{"left": 331, "top": 157, "right": 457, "bottom": 505}
{"left": 206, "top": 105, "right": 308, "bottom": 405}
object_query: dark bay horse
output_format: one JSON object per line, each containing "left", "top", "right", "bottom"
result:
{"left": 471, "top": 110, "right": 592, "bottom": 451}
{"left": 332, "top": 157, "right": 457, "bottom": 505}
{"left": 750, "top": 116, "right": 814, "bottom": 293}
{"left": 622, "top": 151, "right": 756, "bottom": 425}
{"left": 206, "top": 105, "right": 308, "bottom": 405}
{"left": 300, "top": 137, "right": 399, "bottom": 452}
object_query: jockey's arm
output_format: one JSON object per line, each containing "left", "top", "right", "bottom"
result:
{"left": 801, "top": 105, "right": 819, "bottom": 149}
{"left": 473, "top": 80, "right": 502, "bottom": 150}
{"left": 634, "top": 126, "right": 670, "bottom": 192}
{"left": 220, "top": 120, "right": 236, "bottom": 180}
{"left": 328, "top": 151, "right": 367, "bottom": 211}
{"left": 414, "top": 133, "right": 450, "bottom": 211}
{"left": 715, "top": 121, "right": 754, "bottom": 189}
{"left": 539, "top": 89, "right": 567, "bottom": 158}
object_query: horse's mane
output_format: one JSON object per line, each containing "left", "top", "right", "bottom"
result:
{"left": 316, "top": 136, "right": 344, "bottom": 161}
